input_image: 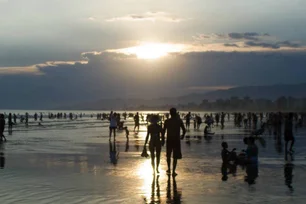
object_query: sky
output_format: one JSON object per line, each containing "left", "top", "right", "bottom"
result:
{"left": 0, "top": 0, "right": 306, "bottom": 108}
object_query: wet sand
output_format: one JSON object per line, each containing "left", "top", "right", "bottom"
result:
{"left": 1, "top": 112, "right": 306, "bottom": 203}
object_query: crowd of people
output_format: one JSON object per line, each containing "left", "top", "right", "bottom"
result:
{"left": 0, "top": 109, "right": 303, "bottom": 185}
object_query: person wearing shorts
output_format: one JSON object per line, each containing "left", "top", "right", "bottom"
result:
{"left": 163, "top": 108, "right": 186, "bottom": 176}
{"left": 109, "top": 112, "right": 117, "bottom": 140}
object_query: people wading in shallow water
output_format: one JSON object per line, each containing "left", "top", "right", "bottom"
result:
{"left": 144, "top": 115, "right": 163, "bottom": 174}
{"left": 163, "top": 108, "right": 186, "bottom": 176}
{"left": 109, "top": 111, "right": 117, "bottom": 140}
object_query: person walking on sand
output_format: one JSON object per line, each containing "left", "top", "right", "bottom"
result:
{"left": 144, "top": 115, "right": 164, "bottom": 174}
{"left": 163, "top": 108, "right": 186, "bottom": 176}
{"left": 109, "top": 111, "right": 117, "bottom": 140}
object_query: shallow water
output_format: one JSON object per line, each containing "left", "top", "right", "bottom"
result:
{"left": 0, "top": 113, "right": 306, "bottom": 203}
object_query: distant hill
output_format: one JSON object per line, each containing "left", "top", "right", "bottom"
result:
{"left": 202, "top": 83, "right": 306, "bottom": 100}
{"left": 60, "top": 83, "right": 306, "bottom": 110}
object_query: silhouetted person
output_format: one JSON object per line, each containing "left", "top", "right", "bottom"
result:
{"left": 245, "top": 137, "right": 258, "bottom": 184}
{"left": 144, "top": 115, "right": 163, "bottom": 173}
{"left": 109, "top": 111, "right": 117, "bottom": 140}
{"left": 163, "top": 108, "right": 186, "bottom": 176}
{"left": 204, "top": 125, "right": 215, "bottom": 137}
{"left": 124, "top": 126, "right": 129, "bottom": 140}
{"left": 34, "top": 112, "right": 38, "bottom": 121}
{"left": 284, "top": 113, "right": 295, "bottom": 155}
{"left": 8, "top": 113, "right": 13, "bottom": 133}
{"left": 134, "top": 112, "right": 140, "bottom": 132}
{"left": 0, "top": 148, "right": 4, "bottom": 169}
{"left": 25, "top": 112, "right": 29, "bottom": 126}
{"left": 13, "top": 114, "right": 17, "bottom": 124}
{"left": 185, "top": 112, "right": 191, "bottom": 130}
{"left": 0, "top": 114, "right": 6, "bottom": 142}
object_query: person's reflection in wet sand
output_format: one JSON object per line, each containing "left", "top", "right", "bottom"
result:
{"left": 275, "top": 138, "right": 283, "bottom": 154}
{"left": 125, "top": 139, "right": 129, "bottom": 152}
{"left": 284, "top": 162, "right": 294, "bottom": 191}
{"left": 147, "top": 175, "right": 160, "bottom": 203}
{"left": 167, "top": 175, "right": 182, "bottom": 203}
{"left": 0, "top": 143, "right": 5, "bottom": 169}
{"left": 245, "top": 163, "right": 258, "bottom": 185}
{"left": 109, "top": 140, "right": 119, "bottom": 165}
{"left": 135, "top": 139, "right": 140, "bottom": 152}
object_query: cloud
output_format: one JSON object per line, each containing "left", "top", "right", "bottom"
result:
{"left": 224, "top": 43, "right": 240, "bottom": 48}
{"left": 0, "top": 60, "right": 87, "bottom": 75}
{"left": 105, "top": 11, "right": 186, "bottom": 23}
{"left": 244, "top": 41, "right": 280, "bottom": 49}
{"left": 244, "top": 40, "right": 300, "bottom": 49}
{"left": 193, "top": 32, "right": 269, "bottom": 41}
{"left": 88, "top": 17, "right": 96, "bottom": 21}
{"left": 228, "top": 32, "right": 265, "bottom": 41}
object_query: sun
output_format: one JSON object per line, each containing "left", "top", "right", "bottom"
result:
{"left": 113, "top": 42, "right": 185, "bottom": 59}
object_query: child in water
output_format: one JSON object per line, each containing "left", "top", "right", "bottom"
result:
{"left": 124, "top": 126, "right": 129, "bottom": 139}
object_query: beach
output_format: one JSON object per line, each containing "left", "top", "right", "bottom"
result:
{"left": 0, "top": 111, "right": 306, "bottom": 204}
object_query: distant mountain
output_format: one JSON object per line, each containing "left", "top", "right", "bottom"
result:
{"left": 60, "top": 83, "right": 306, "bottom": 110}
{"left": 202, "top": 83, "right": 306, "bottom": 100}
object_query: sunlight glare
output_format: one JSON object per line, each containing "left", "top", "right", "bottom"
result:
{"left": 117, "top": 42, "right": 185, "bottom": 59}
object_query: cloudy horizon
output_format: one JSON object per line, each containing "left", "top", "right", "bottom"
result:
{"left": 0, "top": 0, "right": 305, "bottom": 108}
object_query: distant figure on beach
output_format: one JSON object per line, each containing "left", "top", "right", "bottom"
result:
{"left": 13, "top": 114, "right": 17, "bottom": 124}
{"left": 134, "top": 112, "right": 140, "bottom": 132}
{"left": 163, "top": 108, "right": 186, "bottom": 176}
{"left": 109, "top": 111, "right": 117, "bottom": 140}
{"left": 124, "top": 126, "right": 129, "bottom": 139}
{"left": 144, "top": 115, "right": 163, "bottom": 173}
{"left": 0, "top": 114, "right": 6, "bottom": 142}
{"left": 8, "top": 113, "right": 13, "bottom": 133}
{"left": 284, "top": 113, "right": 295, "bottom": 155}
{"left": 245, "top": 137, "right": 258, "bottom": 184}
{"left": 25, "top": 112, "right": 29, "bottom": 126}
{"left": 185, "top": 112, "right": 191, "bottom": 130}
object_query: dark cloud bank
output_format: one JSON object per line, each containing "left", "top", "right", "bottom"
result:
{"left": 1, "top": 51, "right": 306, "bottom": 109}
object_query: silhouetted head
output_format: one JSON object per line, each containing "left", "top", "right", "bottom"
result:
{"left": 288, "top": 112, "right": 293, "bottom": 119}
{"left": 0, "top": 114, "right": 4, "bottom": 119}
{"left": 150, "top": 115, "right": 159, "bottom": 124}
{"left": 170, "top": 108, "right": 177, "bottom": 117}
{"left": 221, "top": 142, "right": 228, "bottom": 149}
{"left": 249, "top": 137, "right": 255, "bottom": 144}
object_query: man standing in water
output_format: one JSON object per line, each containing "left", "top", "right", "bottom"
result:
{"left": 134, "top": 112, "right": 140, "bottom": 132}
{"left": 163, "top": 108, "right": 186, "bottom": 176}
